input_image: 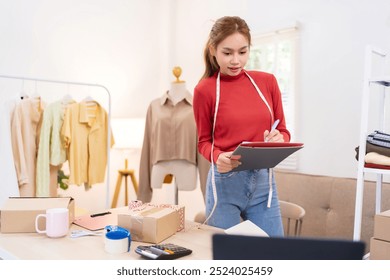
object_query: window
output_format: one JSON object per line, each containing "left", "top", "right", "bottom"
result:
{"left": 246, "top": 26, "right": 299, "bottom": 170}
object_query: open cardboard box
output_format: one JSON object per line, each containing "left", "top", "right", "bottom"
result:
{"left": 117, "top": 204, "right": 185, "bottom": 243}
{"left": 0, "top": 197, "right": 75, "bottom": 233}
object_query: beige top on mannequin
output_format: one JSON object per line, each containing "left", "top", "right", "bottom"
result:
{"left": 152, "top": 67, "right": 196, "bottom": 190}
{"left": 168, "top": 66, "right": 188, "bottom": 106}
{"left": 138, "top": 66, "right": 211, "bottom": 202}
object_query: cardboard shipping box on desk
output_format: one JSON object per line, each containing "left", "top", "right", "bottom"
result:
{"left": 370, "top": 209, "right": 390, "bottom": 260}
{"left": 0, "top": 197, "right": 75, "bottom": 233}
{"left": 117, "top": 203, "right": 185, "bottom": 243}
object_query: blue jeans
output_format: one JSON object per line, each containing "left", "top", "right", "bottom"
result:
{"left": 205, "top": 167, "right": 284, "bottom": 237}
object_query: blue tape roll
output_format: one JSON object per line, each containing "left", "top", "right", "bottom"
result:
{"left": 105, "top": 225, "right": 131, "bottom": 252}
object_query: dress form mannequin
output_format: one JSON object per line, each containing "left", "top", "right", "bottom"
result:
{"left": 151, "top": 160, "right": 197, "bottom": 191}
{"left": 168, "top": 66, "right": 187, "bottom": 106}
{"left": 150, "top": 67, "right": 197, "bottom": 202}
{"left": 168, "top": 82, "right": 187, "bottom": 105}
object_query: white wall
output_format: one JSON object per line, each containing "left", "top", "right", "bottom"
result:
{"left": 0, "top": 0, "right": 207, "bottom": 217}
{"left": 0, "top": 0, "right": 174, "bottom": 117}
{"left": 173, "top": 0, "right": 390, "bottom": 180}
{"left": 1, "top": 0, "right": 390, "bottom": 217}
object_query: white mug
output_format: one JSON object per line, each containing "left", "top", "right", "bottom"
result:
{"left": 35, "top": 208, "right": 69, "bottom": 238}
{"left": 104, "top": 226, "right": 131, "bottom": 254}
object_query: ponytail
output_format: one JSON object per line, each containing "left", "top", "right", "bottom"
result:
{"left": 201, "top": 39, "right": 220, "bottom": 80}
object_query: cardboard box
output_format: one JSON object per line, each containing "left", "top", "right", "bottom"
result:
{"left": 145, "top": 203, "right": 185, "bottom": 232}
{"left": 0, "top": 197, "right": 75, "bottom": 233}
{"left": 374, "top": 209, "right": 390, "bottom": 241}
{"left": 118, "top": 204, "right": 185, "bottom": 243}
{"left": 370, "top": 237, "right": 390, "bottom": 260}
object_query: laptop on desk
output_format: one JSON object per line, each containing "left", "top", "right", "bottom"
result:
{"left": 212, "top": 234, "right": 365, "bottom": 260}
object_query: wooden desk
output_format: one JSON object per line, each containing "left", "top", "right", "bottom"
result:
{"left": 0, "top": 209, "right": 223, "bottom": 260}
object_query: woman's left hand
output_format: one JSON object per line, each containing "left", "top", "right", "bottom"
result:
{"left": 216, "top": 152, "right": 241, "bottom": 173}
{"left": 264, "top": 129, "right": 284, "bottom": 142}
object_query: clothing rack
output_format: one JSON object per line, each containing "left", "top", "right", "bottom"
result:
{"left": 0, "top": 74, "right": 112, "bottom": 209}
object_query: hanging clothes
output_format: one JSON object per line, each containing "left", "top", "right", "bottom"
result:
{"left": 36, "top": 98, "right": 76, "bottom": 197}
{"left": 10, "top": 97, "right": 44, "bottom": 197}
{"left": 138, "top": 91, "right": 210, "bottom": 203}
{"left": 61, "top": 100, "right": 114, "bottom": 186}
{"left": 0, "top": 96, "right": 19, "bottom": 207}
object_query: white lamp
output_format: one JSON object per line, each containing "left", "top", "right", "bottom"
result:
{"left": 110, "top": 118, "right": 145, "bottom": 207}
{"left": 111, "top": 118, "right": 145, "bottom": 168}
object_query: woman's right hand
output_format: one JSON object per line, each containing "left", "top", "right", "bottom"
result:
{"left": 216, "top": 152, "right": 241, "bottom": 173}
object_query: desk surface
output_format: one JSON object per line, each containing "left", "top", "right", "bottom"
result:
{"left": 0, "top": 208, "right": 223, "bottom": 260}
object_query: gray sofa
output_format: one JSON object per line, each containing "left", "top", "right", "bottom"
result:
{"left": 275, "top": 170, "right": 390, "bottom": 252}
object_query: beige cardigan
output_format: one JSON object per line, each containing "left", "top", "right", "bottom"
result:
{"left": 11, "top": 97, "right": 44, "bottom": 196}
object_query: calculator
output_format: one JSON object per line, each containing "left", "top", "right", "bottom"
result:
{"left": 135, "top": 243, "right": 192, "bottom": 260}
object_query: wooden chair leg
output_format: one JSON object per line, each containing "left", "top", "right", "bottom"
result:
{"left": 124, "top": 175, "right": 129, "bottom": 206}
{"left": 111, "top": 173, "right": 123, "bottom": 208}
{"left": 129, "top": 171, "right": 139, "bottom": 195}
{"left": 111, "top": 169, "right": 139, "bottom": 208}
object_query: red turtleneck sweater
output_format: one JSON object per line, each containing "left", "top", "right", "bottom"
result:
{"left": 193, "top": 70, "right": 290, "bottom": 163}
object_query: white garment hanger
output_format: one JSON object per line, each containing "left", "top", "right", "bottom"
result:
{"left": 30, "top": 80, "right": 40, "bottom": 99}
{"left": 83, "top": 95, "right": 98, "bottom": 108}
{"left": 63, "top": 83, "right": 72, "bottom": 102}
{"left": 83, "top": 95, "right": 95, "bottom": 102}
{"left": 62, "top": 94, "right": 73, "bottom": 103}
{"left": 82, "top": 96, "right": 97, "bottom": 119}
{"left": 61, "top": 94, "right": 74, "bottom": 111}
{"left": 20, "top": 79, "right": 28, "bottom": 100}
{"left": 83, "top": 95, "right": 94, "bottom": 101}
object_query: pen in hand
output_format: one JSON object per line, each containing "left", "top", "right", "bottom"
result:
{"left": 265, "top": 119, "right": 280, "bottom": 142}
{"left": 271, "top": 119, "right": 280, "bottom": 132}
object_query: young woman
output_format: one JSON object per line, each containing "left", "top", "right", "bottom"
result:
{"left": 193, "top": 16, "right": 290, "bottom": 236}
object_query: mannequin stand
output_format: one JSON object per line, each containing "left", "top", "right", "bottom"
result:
{"left": 111, "top": 159, "right": 139, "bottom": 208}
{"left": 164, "top": 174, "right": 178, "bottom": 205}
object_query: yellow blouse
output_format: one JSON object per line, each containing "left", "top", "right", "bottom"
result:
{"left": 61, "top": 101, "right": 114, "bottom": 186}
